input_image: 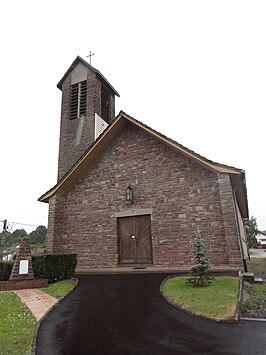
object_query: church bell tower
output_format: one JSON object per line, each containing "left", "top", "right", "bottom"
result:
{"left": 56, "top": 56, "right": 120, "bottom": 181}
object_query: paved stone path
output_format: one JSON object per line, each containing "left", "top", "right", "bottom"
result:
{"left": 14, "top": 289, "right": 57, "bottom": 321}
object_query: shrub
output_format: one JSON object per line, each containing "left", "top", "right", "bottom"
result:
{"left": 32, "top": 253, "right": 77, "bottom": 283}
{"left": 32, "top": 255, "right": 46, "bottom": 279}
{"left": 185, "top": 232, "right": 214, "bottom": 287}
{"left": 0, "top": 261, "right": 14, "bottom": 281}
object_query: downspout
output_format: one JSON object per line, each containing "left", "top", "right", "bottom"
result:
{"left": 233, "top": 187, "right": 248, "bottom": 272}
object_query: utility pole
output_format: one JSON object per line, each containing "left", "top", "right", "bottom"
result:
{"left": 0, "top": 219, "right": 7, "bottom": 260}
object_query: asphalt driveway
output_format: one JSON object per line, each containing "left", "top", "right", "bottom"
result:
{"left": 36, "top": 274, "right": 266, "bottom": 355}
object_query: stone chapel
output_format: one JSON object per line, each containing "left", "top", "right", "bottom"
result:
{"left": 39, "top": 56, "right": 249, "bottom": 273}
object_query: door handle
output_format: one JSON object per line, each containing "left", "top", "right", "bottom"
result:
{"left": 132, "top": 235, "right": 135, "bottom": 240}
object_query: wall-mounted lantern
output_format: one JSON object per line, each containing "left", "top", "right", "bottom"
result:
{"left": 126, "top": 185, "right": 133, "bottom": 203}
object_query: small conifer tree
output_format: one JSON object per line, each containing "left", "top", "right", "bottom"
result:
{"left": 185, "top": 232, "right": 214, "bottom": 287}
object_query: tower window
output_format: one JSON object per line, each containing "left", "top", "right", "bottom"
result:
{"left": 70, "top": 80, "right": 87, "bottom": 119}
{"left": 101, "top": 85, "right": 110, "bottom": 123}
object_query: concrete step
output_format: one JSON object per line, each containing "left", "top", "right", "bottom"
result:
{"left": 243, "top": 272, "right": 255, "bottom": 283}
{"left": 254, "top": 277, "right": 264, "bottom": 284}
{"left": 243, "top": 272, "right": 264, "bottom": 284}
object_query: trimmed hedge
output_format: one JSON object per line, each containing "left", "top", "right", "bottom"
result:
{"left": 32, "top": 253, "right": 77, "bottom": 283}
{"left": 0, "top": 261, "right": 14, "bottom": 281}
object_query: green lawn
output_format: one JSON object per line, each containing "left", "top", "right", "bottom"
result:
{"left": 42, "top": 279, "right": 76, "bottom": 299}
{"left": 0, "top": 292, "right": 36, "bottom": 355}
{"left": 161, "top": 276, "right": 239, "bottom": 320}
{"left": 0, "top": 279, "right": 76, "bottom": 355}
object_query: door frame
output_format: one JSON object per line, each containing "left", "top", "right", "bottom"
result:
{"left": 117, "top": 213, "right": 153, "bottom": 265}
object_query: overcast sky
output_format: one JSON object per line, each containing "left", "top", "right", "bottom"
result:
{"left": 0, "top": 1, "right": 265, "bottom": 233}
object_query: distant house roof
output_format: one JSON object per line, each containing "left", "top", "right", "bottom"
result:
{"left": 39, "top": 111, "right": 248, "bottom": 218}
{"left": 57, "top": 56, "right": 120, "bottom": 97}
{"left": 256, "top": 233, "right": 266, "bottom": 245}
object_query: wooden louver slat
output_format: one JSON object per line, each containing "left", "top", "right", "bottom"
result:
{"left": 70, "top": 80, "right": 87, "bottom": 119}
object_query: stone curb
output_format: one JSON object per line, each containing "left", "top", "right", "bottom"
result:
{"left": 235, "top": 272, "right": 243, "bottom": 322}
{"left": 31, "top": 278, "right": 79, "bottom": 355}
{"left": 160, "top": 274, "right": 242, "bottom": 324}
{"left": 240, "top": 317, "right": 266, "bottom": 322}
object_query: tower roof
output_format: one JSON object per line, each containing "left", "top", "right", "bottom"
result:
{"left": 57, "top": 56, "right": 120, "bottom": 97}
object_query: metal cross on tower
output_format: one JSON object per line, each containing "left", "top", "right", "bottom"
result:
{"left": 86, "top": 51, "right": 95, "bottom": 65}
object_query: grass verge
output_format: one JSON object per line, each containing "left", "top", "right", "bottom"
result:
{"left": 242, "top": 257, "right": 266, "bottom": 318}
{"left": 244, "top": 283, "right": 266, "bottom": 313}
{"left": 247, "top": 257, "right": 266, "bottom": 279}
{"left": 242, "top": 283, "right": 266, "bottom": 319}
{"left": 0, "top": 292, "right": 36, "bottom": 355}
{"left": 42, "top": 279, "right": 76, "bottom": 299}
{"left": 161, "top": 276, "right": 239, "bottom": 320}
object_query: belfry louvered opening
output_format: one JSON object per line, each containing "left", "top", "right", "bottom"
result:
{"left": 70, "top": 80, "right": 87, "bottom": 119}
{"left": 101, "top": 85, "right": 110, "bottom": 123}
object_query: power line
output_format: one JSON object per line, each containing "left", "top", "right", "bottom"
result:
{"left": 12, "top": 221, "right": 38, "bottom": 227}
{"left": 1, "top": 219, "right": 38, "bottom": 233}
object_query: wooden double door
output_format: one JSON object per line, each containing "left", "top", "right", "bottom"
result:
{"left": 118, "top": 215, "right": 152, "bottom": 265}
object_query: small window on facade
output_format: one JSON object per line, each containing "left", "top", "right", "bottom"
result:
{"left": 101, "top": 85, "right": 110, "bottom": 123}
{"left": 70, "top": 80, "right": 87, "bottom": 119}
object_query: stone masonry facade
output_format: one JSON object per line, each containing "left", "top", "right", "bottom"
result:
{"left": 47, "top": 123, "right": 243, "bottom": 272}
{"left": 10, "top": 237, "right": 34, "bottom": 280}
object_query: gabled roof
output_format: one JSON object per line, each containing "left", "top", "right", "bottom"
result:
{"left": 39, "top": 111, "right": 248, "bottom": 217}
{"left": 57, "top": 56, "right": 120, "bottom": 97}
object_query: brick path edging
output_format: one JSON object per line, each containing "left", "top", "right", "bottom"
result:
{"left": 0, "top": 279, "right": 48, "bottom": 291}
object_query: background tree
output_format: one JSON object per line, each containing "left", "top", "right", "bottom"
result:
{"left": 3, "top": 226, "right": 47, "bottom": 250}
{"left": 244, "top": 216, "right": 259, "bottom": 248}
{"left": 186, "top": 232, "right": 214, "bottom": 287}
{"left": 3, "top": 229, "right": 27, "bottom": 249}
{"left": 28, "top": 225, "right": 47, "bottom": 246}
